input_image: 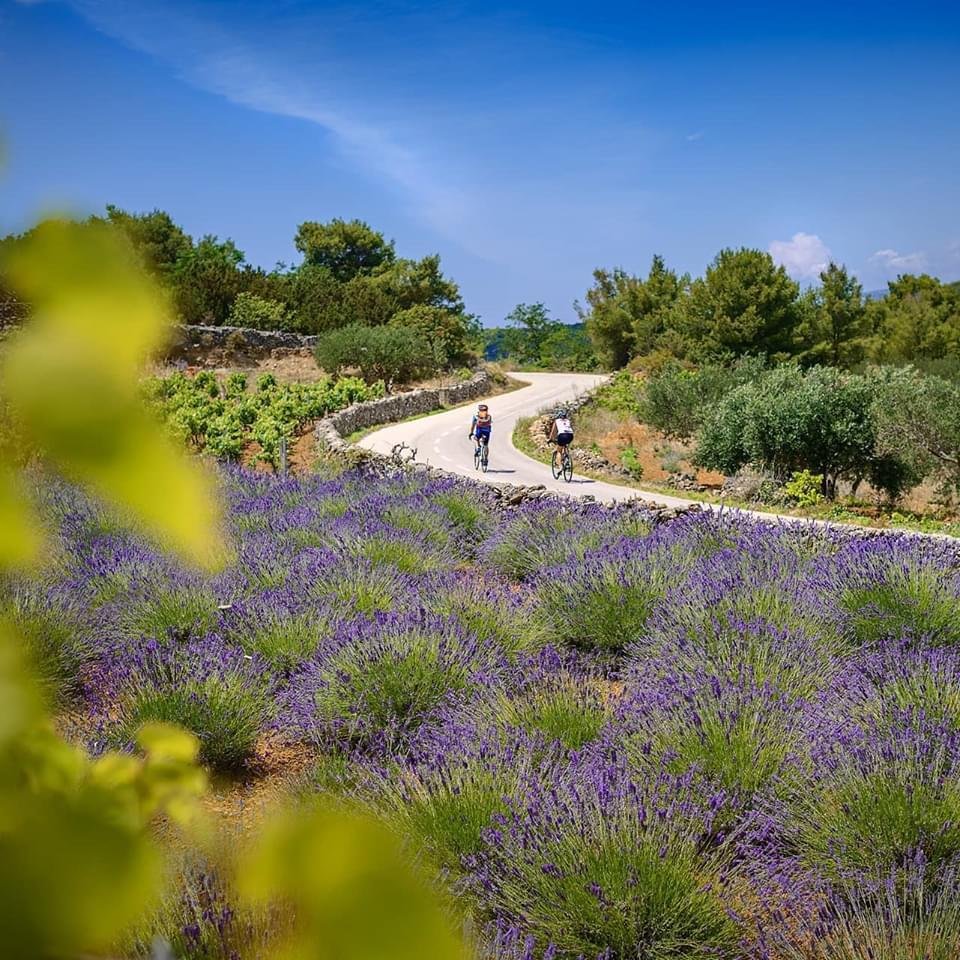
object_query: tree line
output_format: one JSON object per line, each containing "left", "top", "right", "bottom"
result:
{"left": 634, "top": 358, "right": 960, "bottom": 505}
{"left": 0, "top": 207, "right": 481, "bottom": 373}
{"left": 580, "top": 248, "right": 960, "bottom": 371}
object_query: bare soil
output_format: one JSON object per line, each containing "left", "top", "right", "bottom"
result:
{"left": 202, "top": 734, "right": 317, "bottom": 831}
{"left": 577, "top": 406, "right": 725, "bottom": 488}
{"left": 149, "top": 348, "right": 328, "bottom": 384}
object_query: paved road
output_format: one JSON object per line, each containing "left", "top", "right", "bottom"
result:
{"left": 358, "top": 372, "right": 700, "bottom": 507}
{"left": 357, "top": 372, "right": 960, "bottom": 541}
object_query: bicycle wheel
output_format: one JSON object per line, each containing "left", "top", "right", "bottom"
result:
{"left": 551, "top": 448, "right": 561, "bottom": 480}
{"left": 474, "top": 445, "right": 481, "bottom": 470}
{"left": 481, "top": 442, "right": 489, "bottom": 473}
{"left": 562, "top": 451, "right": 573, "bottom": 482}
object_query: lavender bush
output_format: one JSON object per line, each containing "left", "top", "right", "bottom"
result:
{"left": 21, "top": 462, "right": 960, "bottom": 958}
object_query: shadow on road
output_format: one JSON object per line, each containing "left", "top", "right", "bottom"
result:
{"left": 483, "top": 469, "right": 516, "bottom": 475}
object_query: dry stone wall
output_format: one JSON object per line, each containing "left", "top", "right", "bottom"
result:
{"left": 165, "top": 324, "right": 321, "bottom": 360}
{"left": 316, "top": 370, "right": 492, "bottom": 454}
{"left": 314, "top": 371, "right": 695, "bottom": 520}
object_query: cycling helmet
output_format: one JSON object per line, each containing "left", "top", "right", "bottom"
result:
{"left": 556, "top": 407, "right": 569, "bottom": 418}
{"left": 478, "top": 403, "right": 488, "bottom": 411}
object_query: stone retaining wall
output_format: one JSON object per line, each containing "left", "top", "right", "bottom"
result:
{"left": 316, "top": 369, "right": 493, "bottom": 454}
{"left": 314, "top": 370, "right": 695, "bottom": 520}
{"left": 166, "top": 324, "right": 321, "bottom": 360}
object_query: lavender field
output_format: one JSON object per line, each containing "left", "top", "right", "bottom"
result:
{"left": 10, "top": 465, "right": 960, "bottom": 959}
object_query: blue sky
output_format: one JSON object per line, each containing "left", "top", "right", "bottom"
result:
{"left": 2, "top": 0, "right": 959, "bottom": 323}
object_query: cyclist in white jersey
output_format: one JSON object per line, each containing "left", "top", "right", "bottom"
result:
{"left": 548, "top": 408, "right": 574, "bottom": 455}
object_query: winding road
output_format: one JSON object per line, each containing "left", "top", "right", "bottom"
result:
{"left": 358, "top": 372, "right": 699, "bottom": 508}
{"left": 357, "top": 371, "right": 958, "bottom": 540}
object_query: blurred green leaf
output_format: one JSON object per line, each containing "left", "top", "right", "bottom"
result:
{"left": 0, "top": 218, "right": 223, "bottom": 568}
{"left": 238, "top": 805, "right": 468, "bottom": 960}
{"left": 0, "top": 468, "right": 41, "bottom": 571}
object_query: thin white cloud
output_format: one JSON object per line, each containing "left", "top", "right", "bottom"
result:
{"left": 685, "top": 131, "right": 704, "bottom": 141}
{"left": 870, "top": 248, "right": 928, "bottom": 274}
{"left": 51, "top": 0, "right": 471, "bottom": 240}
{"left": 769, "top": 232, "right": 832, "bottom": 281}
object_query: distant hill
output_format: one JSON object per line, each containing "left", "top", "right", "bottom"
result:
{"left": 866, "top": 279, "right": 959, "bottom": 301}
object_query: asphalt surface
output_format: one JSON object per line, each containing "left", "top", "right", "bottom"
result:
{"left": 357, "top": 371, "right": 700, "bottom": 507}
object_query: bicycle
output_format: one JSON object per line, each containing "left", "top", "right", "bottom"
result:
{"left": 550, "top": 441, "right": 573, "bottom": 482}
{"left": 390, "top": 441, "right": 418, "bottom": 465}
{"left": 472, "top": 434, "right": 490, "bottom": 472}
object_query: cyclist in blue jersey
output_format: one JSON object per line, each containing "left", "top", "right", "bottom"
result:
{"left": 469, "top": 403, "right": 492, "bottom": 459}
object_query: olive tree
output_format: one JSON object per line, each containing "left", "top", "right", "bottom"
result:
{"left": 695, "top": 365, "right": 920, "bottom": 499}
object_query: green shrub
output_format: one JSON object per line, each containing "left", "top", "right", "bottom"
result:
{"left": 3, "top": 593, "right": 88, "bottom": 706}
{"left": 696, "top": 365, "right": 919, "bottom": 499}
{"left": 593, "top": 370, "right": 643, "bottom": 415}
{"left": 224, "top": 371, "right": 247, "bottom": 397}
{"left": 381, "top": 764, "right": 512, "bottom": 878}
{"left": 838, "top": 568, "right": 960, "bottom": 647}
{"left": 357, "top": 535, "right": 443, "bottom": 574}
{"left": 641, "top": 357, "right": 766, "bottom": 440}
{"left": 143, "top": 370, "right": 380, "bottom": 467}
{"left": 233, "top": 613, "right": 332, "bottom": 675}
{"left": 228, "top": 291, "right": 291, "bottom": 331}
{"left": 790, "top": 760, "right": 960, "bottom": 882}
{"left": 119, "top": 588, "right": 220, "bottom": 642}
{"left": 538, "top": 558, "right": 667, "bottom": 654}
{"left": 382, "top": 505, "right": 453, "bottom": 551}
{"left": 783, "top": 469, "right": 825, "bottom": 507}
{"left": 630, "top": 689, "right": 800, "bottom": 802}
{"left": 426, "top": 588, "right": 549, "bottom": 662}
{"left": 774, "top": 876, "right": 960, "bottom": 960}
{"left": 429, "top": 490, "right": 492, "bottom": 543}
{"left": 620, "top": 445, "right": 644, "bottom": 480}
{"left": 317, "top": 564, "right": 402, "bottom": 618}
{"left": 388, "top": 304, "right": 477, "bottom": 368}
{"left": 312, "top": 626, "right": 480, "bottom": 749}
{"left": 314, "top": 324, "right": 433, "bottom": 385}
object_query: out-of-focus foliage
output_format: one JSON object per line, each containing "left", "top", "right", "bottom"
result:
{"left": 239, "top": 806, "right": 468, "bottom": 960}
{"left": 0, "top": 218, "right": 222, "bottom": 568}
{"left": 0, "top": 207, "right": 468, "bottom": 960}
{"left": 0, "top": 615, "right": 206, "bottom": 959}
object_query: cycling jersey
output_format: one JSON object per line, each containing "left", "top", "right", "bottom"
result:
{"left": 554, "top": 417, "right": 573, "bottom": 436}
{"left": 471, "top": 412, "right": 492, "bottom": 435}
